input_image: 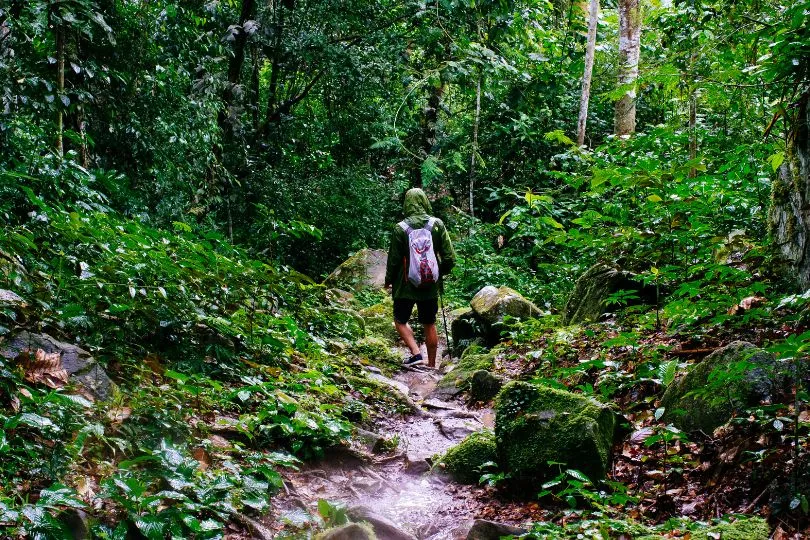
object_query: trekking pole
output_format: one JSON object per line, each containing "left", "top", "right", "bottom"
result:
{"left": 439, "top": 281, "right": 454, "bottom": 359}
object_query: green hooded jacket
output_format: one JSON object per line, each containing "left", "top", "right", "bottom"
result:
{"left": 385, "top": 188, "right": 456, "bottom": 300}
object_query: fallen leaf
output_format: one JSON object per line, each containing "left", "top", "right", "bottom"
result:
{"left": 22, "top": 349, "right": 69, "bottom": 389}
{"left": 192, "top": 447, "right": 211, "bottom": 470}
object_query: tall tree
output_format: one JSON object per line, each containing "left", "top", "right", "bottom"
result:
{"left": 576, "top": 0, "right": 599, "bottom": 146}
{"left": 614, "top": 0, "right": 641, "bottom": 136}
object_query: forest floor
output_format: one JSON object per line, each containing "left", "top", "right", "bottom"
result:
{"left": 267, "top": 337, "right": 512, "bottom": 539}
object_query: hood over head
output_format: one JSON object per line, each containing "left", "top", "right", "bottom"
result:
{"left": 403, "top": 188, "right": 432, "bottom": 218}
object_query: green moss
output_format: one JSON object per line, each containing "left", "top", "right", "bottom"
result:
{"left": 693, "top": 518, "right": 770, "bottom": 540}
{"left": 434, "top": 349, "right": 497, "bottom": 399}
{"left": 441, "top": 430, "right": 497, "bottom": 484}
{"left": 359, "top": 299, "right": 399, "bottom": 343}
{"left": 347, "top": 337, "right": 402, "bottom": 371}
{"left": 661, "top": 342, "right": 778, "bottom": 433}
{"left": 495, "top": 381, "right": 616, "bottom": 481}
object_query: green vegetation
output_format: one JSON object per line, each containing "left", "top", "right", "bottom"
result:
{"left": 1, "top": 0, "right": 810, "bottom": 536}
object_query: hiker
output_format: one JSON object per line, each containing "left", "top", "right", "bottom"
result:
{"left": 385, "top": 188, "right": 456, "bottom": 368}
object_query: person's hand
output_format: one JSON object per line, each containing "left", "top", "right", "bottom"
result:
{"left": 385, "top": 284, "right": 393, "bottom": 295}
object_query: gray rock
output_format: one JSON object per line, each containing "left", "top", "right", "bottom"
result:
{"left": 465, "top": 519, "right": 527, "bottom": 540}
{"left": 450, "top": 307, "right": 479, "bottom": 355}
{"left": 661, "top": 341, "right": 784, "bottom": 433}
{"left": 496, "top": 381, "right": 617, "bottom": 481}
{"left": 562, "top": 264, "right": 655, "bottom": 325}
{"left": 0, "top": 331, "right": 115, "bottom": 401}
{"left": 59, "top": 509, "right": 90, "bottom": 540}
{"left": 469, "top": 370, "right": 502, "bottom": 402}
{"left": 324, "top": 249, "right": 388, "bottom": 291}
{"left": 367, "top": 372, "right": 410, "bottom": 397}
{"left": 347, "top": 506, "right": 418, "bottom": 540}
{"left": 318, "top": 523, "right": 377, "bottom": 540}
{"left": 470, "top": 286, "right": 540, "bottom": 326}
{"left": 0, "top": 289, "right": 26, "bottom": 307}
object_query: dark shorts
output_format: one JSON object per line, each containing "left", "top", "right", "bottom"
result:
{"left": 393, "top": 298, "right": 439, "bottom": 325}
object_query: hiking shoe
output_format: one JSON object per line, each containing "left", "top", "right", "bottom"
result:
{"left": 403, "top": 353, "right": 425, "bottom": 366}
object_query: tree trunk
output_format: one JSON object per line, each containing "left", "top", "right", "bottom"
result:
{"left": 469, "top": 70, "right": 482, "bottom": 218}
{"left": 769, "top": 91, "right": 810, "bottom": 291}
{"left": 688, "top": 87, "right": 697, "bottom": 177}
{"left": 576, "top": 0, "right": 599, "bottom": 147}
{"left": 614, "top": 0, "right": 641, "bottom": 136}
{"left": 56, "top": 25, "right": 65, "bottom": 156}
{"left": 416, "top": 76, "right": 446, "bottom": 188}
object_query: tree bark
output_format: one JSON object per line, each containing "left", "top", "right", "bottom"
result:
{"left": 576, "top": 0, "right": 599, "bottom": 147}
{"left": 416, "top": 76, "right": 446, "bottom": 188}
{"left": 56, "top": 25, "right": 65, "bottom": 156}
{"left": 614, "top": 0, "right": 641, "bottom": 136}
{"left": 688, "top": 87, "right": 697, "bottom": 177}
{"left": 769, "top": 91, "right": 810, "bottom": 291}
{"left": 469, "top": 70, "right": 482, "bottom": 218}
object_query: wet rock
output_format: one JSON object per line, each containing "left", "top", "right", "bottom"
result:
{"left": 465, "top": 520, "right": 527, "bottom": 540}
{"left": 469, "top": 370, "right": 502, "bottom": 402}
{"left": 367, "top": 372, "right": 410, "bottom": 397}
{"left": 450, "top": 307, "right": 479, "bottom": 355}
{"left": 233, "top": 513, "right": 275, "bottom": 539}
{"left": 0, "top": 331, "right": 115, "bottom": 401}
{"left": 347, "top": 506, "right": 418, "bottom": 540}
{"left": 405, "top": 453, "right": 432, "bottom": 474}
{"left": 495, "top": 381, "right": 616, "bottom": 482}
{"left": 562, "top": 263, "right": 656, "bottom": 324}
{"left": 661, "top": 341, "right": 784, "bottom": 433}
{"left": 354, "top": 428, "right": 386, "bottom": 454}
{"left": 0, "top": 289, "right": 26, "bottom": 308}
{"left": 440, "top": 431, "right": 497, "bottom": 484}
{"left": 432, "top": 349, "right": 497, "bottom": 401}
{"left": 324, "top": 248, "right": 388, "bottom": 291}
{"left": 59, "top": 509, "right": 90, "bottom": 540}
{"left": 470, "top": 286, "right": 540, "bottom": 326}
{"left": 317, "top": 523, "right": 377, "bottom": 540}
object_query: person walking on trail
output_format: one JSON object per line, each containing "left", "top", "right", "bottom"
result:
{"left": 385, "top": 188, "right": 456, "bottom": 368}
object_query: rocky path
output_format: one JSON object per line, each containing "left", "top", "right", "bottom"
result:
{"left": 269, "top": 346, "right": 507, "bottom": 540}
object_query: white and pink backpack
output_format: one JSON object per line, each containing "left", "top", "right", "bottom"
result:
{"left": 399, "top": 218, "right": 440, "bottom": 288}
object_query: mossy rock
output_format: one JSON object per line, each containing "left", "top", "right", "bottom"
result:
{"left": 450, "top": 307, "right": 480, "bottom": 355}
{"left": 469, "top": 370, "right": 503, "bottom": 402}
{"left": 433, "top": 350, "right": 497, "bottom": 400}
{"left": 562, "top": 264, "right": 656, "bottom": 324}
{"left": 316, "top": 522, "right": 377, "bottom": 540}
{"left": 323, "top": 248, "right": 388, "bottom": 291}
{"left": 347, "top": 337, "right": 402, "bottom": 371}
{"left": 661, "top": 341, "right": 782, "bottom": 433}
{"left": 495, "top": 381, "right": 616, "bottom": 482}
{"left": 441, "top": 431, "right": 497, "bottom": 484}
{"left": 359, "top": 298, "right": 398, "bottom": 342}
{"left": 470, "top": 286, "right": 540, "bottom": 326}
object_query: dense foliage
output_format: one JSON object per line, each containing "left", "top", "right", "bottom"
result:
{"left": 1, "top": 0, "right": 810, "bottom": 536}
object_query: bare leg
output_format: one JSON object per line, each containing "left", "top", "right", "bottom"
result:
{"left": 395, "top": 321, "right": 421, "bottom": 356}
{"left": 424, "top": 323, "right": 438, "bottom": 367}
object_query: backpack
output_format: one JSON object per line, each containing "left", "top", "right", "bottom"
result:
{"left": 399, "top": 217, "right": 440, "bottom": 288}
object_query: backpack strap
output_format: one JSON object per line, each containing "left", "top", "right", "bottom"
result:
{"left": 398, "top": 221, "right": 412, "bottom": 235}
{"left": 425, "top": 217, "right": 437, "bottom": 232}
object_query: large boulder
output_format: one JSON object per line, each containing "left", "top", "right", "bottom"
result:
{"left": 440, "top": 430, "right": 497, "bottom": 484}
{"left": 433, "top": 349, "right": 497, "bottom": 401}
{"left": 661, "top": 341, "right": 783, "bottom": 433}
{"left": 470, "top": 286, "right": 540, "bottom": 326}
{"left": 346, "top": 506, "right": 417, "bottom": 540}
{"left": 469, "top": 370, "right": 502, "bottom": 402}
{"left": 317, "top": 523, "right": 377, "bottom": 540}
{"left": 450, "top": 307, "right": 480, "bottom": 355}
{"left": 563, "top": 264, "right": 655, "bottom": 324}
{"left": 0, "top": 331, "right": 115, "bottom": 401}
{"left": 495, "top": 381, "right": 617, "bottom": 482}
{"left": 324, "top": 249, "right": 388, "bottom": 291}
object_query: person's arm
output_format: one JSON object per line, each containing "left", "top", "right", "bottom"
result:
{"left": 385, "top": 225, "right": 403, "bottom": 287}
{"left": 437, "top": 221, "right": 456, "bottom": 276}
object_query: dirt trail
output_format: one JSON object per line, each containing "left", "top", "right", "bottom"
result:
{"left": 271, "top": 343, "right": 497, "bottom": 539}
